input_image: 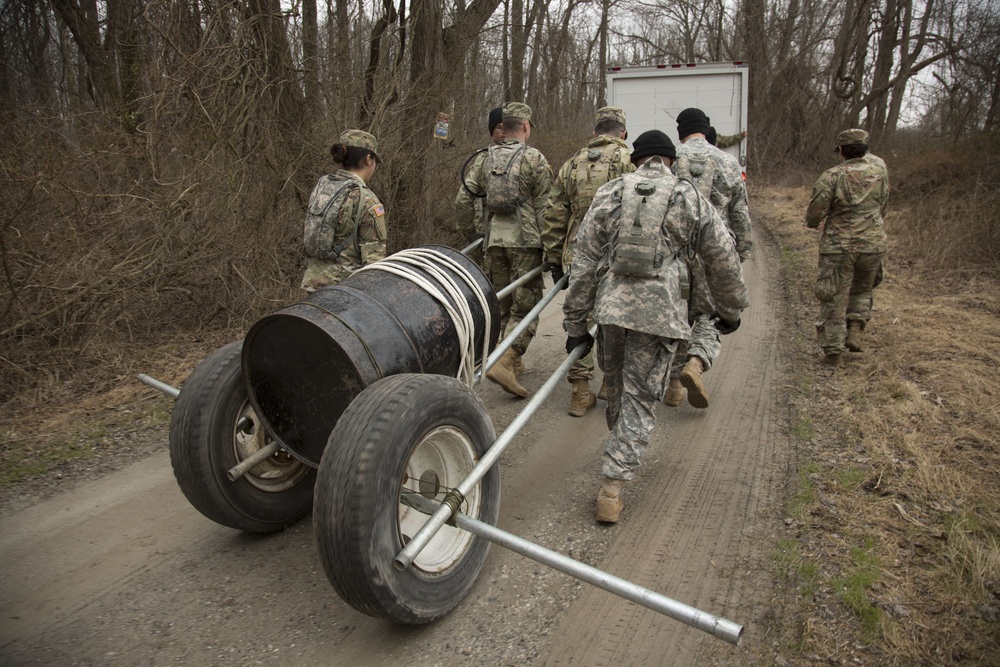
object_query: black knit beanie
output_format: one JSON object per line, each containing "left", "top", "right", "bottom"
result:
{"left": 488, "top": 106, "right": 503, "bottom": 134}
{"left": 706, "top": 126, "right": 718, "bottom": 146}
{"left": 630, "top": 130, "right": 677, "bottom": 164}
{"left": 676, "top": 107, "right": 711, "bottom": 140}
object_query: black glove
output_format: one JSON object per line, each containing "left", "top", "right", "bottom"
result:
{"left": 713, "top": 316, "right": 741, "bottom": 335}
{"left": 549, "top": 263, "right": 567, "bottom": 290}
{"left": 565, "top": 332, "right": 594, "bottom": 356}
{"left": 466, "top": 232, "right": 484, "bottom": 244}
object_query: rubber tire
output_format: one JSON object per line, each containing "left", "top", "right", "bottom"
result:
{"left": 169, "top": 341, "right": 316, "bottom": 533}
{"left": 313, "top": 373, "right": 500, "bottom": 624}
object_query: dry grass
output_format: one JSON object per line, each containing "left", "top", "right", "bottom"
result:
{"left": 758, "top": 177, "right": 1000, "bottom": 665}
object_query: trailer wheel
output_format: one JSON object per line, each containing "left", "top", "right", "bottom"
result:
{"left": 313, "top": 373, "right": 500, "bottom": 624}
{"left": 170, "top": 341, "right": 315, "bottom": 532}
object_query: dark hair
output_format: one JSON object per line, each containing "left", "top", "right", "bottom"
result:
{"left": 595, "top": 120, "right": 625, "bottom": 136}
{"left": 331, "top": 143, "right": 376, "bottom": 169}
{"left": 839, "top": 144, "right": 867, "bottom": 160}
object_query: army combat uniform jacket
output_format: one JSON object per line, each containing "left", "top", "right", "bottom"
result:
{"left": 676, "top": 136, "right": 752, "bottom": 261}
{"left": 805, "top": 154, "right": 889, "bottom": 255}
{"left": 541, "top": 135, "right": 634, "bottom": 268}
{"left": 301, "top": 169, "right": 387, "bottom": 291}
{"left": 455, "top": 139, "right": 553, "bottom": 249}
{"left": 563, "top": 158, "right": 749, "bottom": 340}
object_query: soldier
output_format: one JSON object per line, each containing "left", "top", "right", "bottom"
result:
{"left": 301, "top": 130, "right": 387, "bottom": 292}
{"left": 456, "top": 102, "right": 553, "bottom": 397}
{"left": 806, "top": 128, "right": 889, "bottom": 364}
{"left": 458, "top": 107, "right": 506, "bottom": 269}
{"left": 663, "top": 107, "right": 753, "bottom": 410}
{"left": 563, "top": 130, "right": 749, "bottom": 523}
{"left": 542, "top": 106, "right": 635, "bottom": 416}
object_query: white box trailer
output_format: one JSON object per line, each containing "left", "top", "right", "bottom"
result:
{"left": 606, "top": 62, "right": 749, "bottom": 173}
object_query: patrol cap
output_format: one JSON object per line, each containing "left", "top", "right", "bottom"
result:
{"left": 835, "top": 128, "right": 869, "bottom": 149}
{"left": 488, "top": 106, "right": 503, "bottom": 134}
{"left": 340, "top": 129, "right": 381, "bottom": 163}
{"left": 631, "top": 129, "right": 677, "bottom": 164}
{"left": 595, "top": 106, "right": 626, "bottom": 127}
{"left": 503, "top": 101, "right": 535, "bottom": 127}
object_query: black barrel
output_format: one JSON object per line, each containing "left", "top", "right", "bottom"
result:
{"left": 242, "top": 245, "right": 500, "bottom": 467}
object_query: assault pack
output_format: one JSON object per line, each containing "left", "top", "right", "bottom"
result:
{"left": 607, "top": 162, "right": 701, "bottom": 295}
{"left": 303, "top": 175, "right": 364, "bottom": 260}
{"left": 484, "top": 142, "right": 528, "bottom": 214}
{"left": 571, "top": 143, "right": 624, "bottom": 218}
{"left": 673, "top": 146, "right": 717, "bottom": 202}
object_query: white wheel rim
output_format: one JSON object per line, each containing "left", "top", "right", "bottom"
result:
{"left": 233, "top": 401, "right": 309, "bottom": 492}
{"left": 398, "top": 425, "right": 482, "bottom": 573}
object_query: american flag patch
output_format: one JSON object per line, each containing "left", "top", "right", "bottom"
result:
{"left": 372, "top": 204, "right": 385, "bottom": 217}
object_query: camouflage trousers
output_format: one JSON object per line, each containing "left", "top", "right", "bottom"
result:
{"left": 567, "top": 314, "right": 596, "bottom": 382}
{"left": 597, "top": 325, "right": 679, "bottom": 481}
{"left": 814, "top": 252, "right": 883, "bottom": 355}
{"left": 487, "top": 246, "right": 544, "bottom": 356}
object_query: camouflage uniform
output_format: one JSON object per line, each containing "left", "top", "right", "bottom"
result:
{"left": 456, "top": 106, "right": 552, "bottom": 357}
{"left": 563, "top": 157, "right": 749, "bottom": 480}
{"left": 806, "top": 129, "right": 889, "bottom": 356}
{"left": 715, "top": 131, "right": 744, "bottom": 149}
{"left": 668, "top": 135, "right": 752, "bottom": 380}
{"left": 301, "top": 170, "right": 387, "bottom": 291}
{"left": 542, "top": 109, "right": 634, "bottom": 383}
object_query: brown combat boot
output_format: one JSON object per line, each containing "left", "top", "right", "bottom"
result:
{"left": 597, "top": 380, "right": 607, "bottom": 401}
{"left": 486, "top": 349, "right": 529, "bottom": 397}
{"left": 663, "top": 377, "right": 684, "bottom": 407}
{"left": 595, "top": 477, "right": 624, "bottom": 523}
{"left": 568, "top": 379, "right": 597, "bottom": 417}
{"left": 679, "top": 356, "right": 709, "bottom": 409}
{"left": 845, "top": 321, "right": 864, "bottom": 352}
{"left": 822, "top": 352, "right": 843, "bottom": 366}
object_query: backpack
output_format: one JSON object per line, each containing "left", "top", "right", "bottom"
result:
{"left": 571, "top": 144, "right": 621, "bottom": 218}
{"left": 608, "top": 165, "right": 701, "bottom": 290}
{"left": 484, "top": 143, "right": 528, "bottom": 214}
{"left": 674, "top": 147, "right": 717, "bottom": 202}
{"left": 303, "top": 175, "right": 363, "bottom": 259}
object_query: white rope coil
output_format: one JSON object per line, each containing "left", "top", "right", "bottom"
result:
{"left": 354, "top": 248, "right": 492, "bottom": 386}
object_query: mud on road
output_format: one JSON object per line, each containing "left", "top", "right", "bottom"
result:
{"left": 0, "top": 228, "right": 795, "bottom": 666}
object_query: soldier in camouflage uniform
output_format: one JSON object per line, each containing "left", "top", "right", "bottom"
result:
{"left": 806, "top": 128, "right": 889, "bottom": 364}
{"left": 542, "top": 106, "right": 635, "bottom": 417}
{"left": 562, "top": 130, "right": 749, "bottom": 523}
{"left": 301, "top": 130, "right": 387, "bottom": 292}
{"left": 663, "top": 108, "right": 753, "bottom": 410}
{"left": 456, "top": 102, "right": 553, "bottom": 397}
{"left": 458, "top": 106, "right": 506, "bottom": 269}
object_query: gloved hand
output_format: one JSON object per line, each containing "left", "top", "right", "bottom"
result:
{"left": 549, "top": 263, "right": 567, "bottom": 290}
{"left": 713, "top": 316, "right": 741, "bottom": 335}
{"left": 565, "top": 332, "right": 594, "bottom": 356}
{"left": 466, "top": 232, "right": 484, "bottom": 245}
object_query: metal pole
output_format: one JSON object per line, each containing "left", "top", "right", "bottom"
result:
{"left": 401, "top": 494, "right": 742, "bottom": 645}
{"left": 395, "top": 322, "right": 593, "bottom": 571}
{"left": 477, "top": 271, "right": 568, "bottom": 382}
{"left": 460, "top": 237, "right": 484, "bottom": 255}
{"left": 138, "top": 374, "right": 180, "bottom": 399}
{"left": 226, "top": 441, "right": 281, "bottom": 481}
{"left": 495, "top": 262, "right": 547, "bottom": 301}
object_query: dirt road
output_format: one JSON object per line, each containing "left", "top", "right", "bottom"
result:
{"left": 0, "top": 234, "right": 792, "bottom": 666}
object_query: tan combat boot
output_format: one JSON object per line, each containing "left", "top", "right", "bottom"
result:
{"left": 568, "top": 379, "right": 597, "bottom": 417}
{"left": 595, "top": 477, "right": 624, "bottom": 523}
{"left": 845, "top": 322, "right": 864, "bottom": 352}
{"left": 679, "top": 356, "right": 709, "bottom": 409}
{"left": 512, "top": 352, "right": 525, "bottom": 377}
{"left": 486, "top": 349, "right": 529, "bottom": 397}
{"left": 663, "top": 377, "right": 684, "bottom": 407}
